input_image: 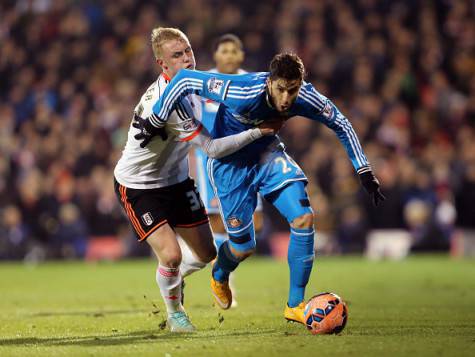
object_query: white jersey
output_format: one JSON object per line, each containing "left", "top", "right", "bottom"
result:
{"left": 115, "top": 72, "right": 263, "bottom": 190}
{"left": 114, "top": 73, "right": 203, "bottom": 189}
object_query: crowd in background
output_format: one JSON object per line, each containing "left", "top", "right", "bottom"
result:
{"left": 0, "top": 0, "right": 474, "bottom": 260}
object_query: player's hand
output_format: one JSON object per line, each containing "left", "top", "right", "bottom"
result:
{"left": 358, "top": 168, "right": 386, "bottom": 206}
{"left": 258, "top": 119, "right": 285, "bottom": 136}
{"left": 132, "top": 113, "right": 167, "bottom": 148}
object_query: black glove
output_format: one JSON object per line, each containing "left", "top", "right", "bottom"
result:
{"left": 358, "top": 167, "right": 386, "bottom": 206}
{"left": 132, "top": 113, "right": 167, "bottom": 148}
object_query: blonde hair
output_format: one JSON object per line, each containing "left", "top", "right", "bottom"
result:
{"left": 151, "top": 27, "right": 189, "bottom": 59}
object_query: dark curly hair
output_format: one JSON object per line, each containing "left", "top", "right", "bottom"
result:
{"left": 269, "top": 52, "right": 305, "bottom": 81}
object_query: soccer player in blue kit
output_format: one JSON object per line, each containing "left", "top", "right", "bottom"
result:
{"left": 134, "top": 53, "right": 385, "bottom": 324}
{"left": 193, "top": 34, "right": 262, "bottom": 307}
{"left": 195, "top": 34, "right": 261, "bottom": 251}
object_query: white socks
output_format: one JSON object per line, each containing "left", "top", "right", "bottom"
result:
{"left": 156, "top": 265, "right": 184, "bottom": 314}
{"left": 177, "top": 236, "right": 207, "bottom": 278}
{"left": 155, "top": 237, "right": 209, "bottom": 315}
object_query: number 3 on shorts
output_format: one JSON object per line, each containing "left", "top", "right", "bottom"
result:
{"left": 186, "top": 189, "right": 204, "bottom": 211}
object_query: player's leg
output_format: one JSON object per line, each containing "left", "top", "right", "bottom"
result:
{"left": 146, "top": 226, "right": 186, "bottom": 315}
{"left": 207, "top": 158, "right": 258, "bottom": 309}
{"left": 210, "top": 220, "right": 256, "bottom": 309}
{"left": 175, "top": 223, "right": 216, "bottom": 278}
{"left": 209, "top": 212, "right": 242, "bottom": 308}
{"left": 194, "top": 148, "right": 228, "bottom": 249}
{"left": 175, "top": 223, "right": 216, "bottom": 308}
{"left": 114, "top": 180, "right": 194, "bottom": 332}
{"left": 213, "top": 219, "right": 257, "bottom": 276}
{"left": 147, "top": 229, "right": 195, "bottom": 332}
{"left": 266, "top": 180, "right": 315, "bottom": 323}
{"left": 208, "top": 214, "right": 228, "bottom": 248}
{"left": 195, "top": 146, "right": 241, "bottom": 303}
{"left": 258, "top": 149, "right": 313, "bottom": 323}
{"left": 170, "top": 177, "right": 215, "bottom": 279}
{"left": 252, "top": 195, "right": 264, "bottom": 250}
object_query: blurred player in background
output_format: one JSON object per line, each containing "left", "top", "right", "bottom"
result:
{"left": 114, "top": 27, "right": 281, "bottom": 332}
{"left": 135, "top": 52, "right": 385, "bottom": 324}
{"left": 193, "top": 34, "right": 264, "bottom": 307}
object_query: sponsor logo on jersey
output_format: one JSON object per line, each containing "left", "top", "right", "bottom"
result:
{"left": 207, "top": 77, "right": 225, "bottom": 96}
{"left": 322, "top": 101, "right": 333, "bottom": 118}
{"left": 141, "top": 212, "right": 154, "bottom": 226}
{"left": 227, "top": 216, "right": 242, "bottom": 228}
{"left": 231, "top": 112, "right": 264, "bottom": 125}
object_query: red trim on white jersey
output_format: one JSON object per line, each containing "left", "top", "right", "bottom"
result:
{"left": 179, "top": 123, "right": 203, "bottom": 142}
{"left": 161, "top": 72, "right": 172, "bottom": 81}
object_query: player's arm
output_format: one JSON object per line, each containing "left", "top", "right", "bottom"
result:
{"left": 296, "top": 83, "right": 385, "bottom": 206}
{"left": 135, "top": 69, "right": 264, "bottom": 147}
{"left": 181, "top": 123, "right": 267, "bottom": 159}
{"left": 149, "top": 69, "right": 238, "bottom": 128}
{"left": 170, "top": 104, "right": 282, "bottom": 159}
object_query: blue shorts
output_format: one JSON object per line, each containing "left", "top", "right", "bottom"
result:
{"left": 195, "top": 148, "right": 263, "bottom": 215}
{"left": 195, "top": 97, "right": 263, "bottom": 216}
{"left": 207, "top": 148, "right": 307, "bottom": 233}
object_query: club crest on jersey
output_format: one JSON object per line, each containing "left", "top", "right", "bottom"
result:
{"left": 141, "top": 212, "right": 154, "bottom": 226}
{"left": 183, "top": 119, "right": 198, "bottom": 131}
{"left": 322, "top": 101, "right": 333, "bottom": 118}
{"left": 207, "top": 77, "right": 225, "bottom": 96}
{"left": 227, "top": 216, "right": 242, "bottom": 228}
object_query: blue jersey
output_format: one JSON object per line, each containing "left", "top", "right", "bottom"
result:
{"left": 150, "top": 69, "right": 369, "bottom": 171}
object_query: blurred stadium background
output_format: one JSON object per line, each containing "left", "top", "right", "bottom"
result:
{"left": 0, "top": 0, "right": 474, "bottom": 262}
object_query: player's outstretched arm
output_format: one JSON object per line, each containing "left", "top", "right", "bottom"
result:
{"left": 134, "top": 69, "right": 243, "bottom": 148}
{"left": 149, "top": 69, "right": 233, "bottom": 128}
{"left": 188, "top": 119, "right": 283, "bottom": 159}
{"left": 296, "top": 83, "right": 385, "bottom": 206}
{"left": 325, "top": 107, "right": 386, "bottom": 206}
{"left": 135, "top": 69, "right": 263, "bottom": 148}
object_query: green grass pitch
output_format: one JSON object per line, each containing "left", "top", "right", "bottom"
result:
{"left": 0, "top": 256, "right": 474, "bottom": 356}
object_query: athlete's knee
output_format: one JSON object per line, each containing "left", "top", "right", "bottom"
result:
{"left": 160, "top": 250, "right": 182, "bottom": 268}
{"left": 159, "top": 241, "right": 182, "bottom": 267}
{"left": 227, "top": 231, "right": 256, "bottom": 260}
{"left": 198, "top": 244, "right": 217, "bottom": 264}
{"left": 147, "top": 228, "right": 183, "bottom": 268}
{"left": 290, "top": 212, "right": 315, "bottom": 229}
{"left": 229, "top": 245, "right": 255, "bottom": 260}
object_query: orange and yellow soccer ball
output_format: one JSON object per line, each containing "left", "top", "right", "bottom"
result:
{"left": 304, "top": 292, "right": 348, "bottom": 335}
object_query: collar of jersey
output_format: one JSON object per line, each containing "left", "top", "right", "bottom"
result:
{"left": 161, "top": 72, "right": 172, "bottom": 82}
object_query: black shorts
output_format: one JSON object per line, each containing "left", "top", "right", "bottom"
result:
{"left": 114, "top": 178, "right": 209, "bottom": 241}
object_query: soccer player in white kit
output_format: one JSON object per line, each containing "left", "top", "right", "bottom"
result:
{"left": 114, "top": 28, "right": 281, "bottom": 332}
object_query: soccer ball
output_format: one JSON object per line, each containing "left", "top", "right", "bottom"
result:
{"left": 304, "top": 292, "right": 348, "bottom": 335}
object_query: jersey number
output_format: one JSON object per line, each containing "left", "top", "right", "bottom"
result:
{"left": 186, "top": 190, "right": 203, "bottom": 211}
{"left": 274, "top": 157, "right": 292, "bottom": 174}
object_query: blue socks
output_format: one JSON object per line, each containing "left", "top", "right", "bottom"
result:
{"left": 212, "top": 241, "right": 240, "bottom": 282}
{"left": 287, "top": 227, "right": 315, "bottom": 307}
